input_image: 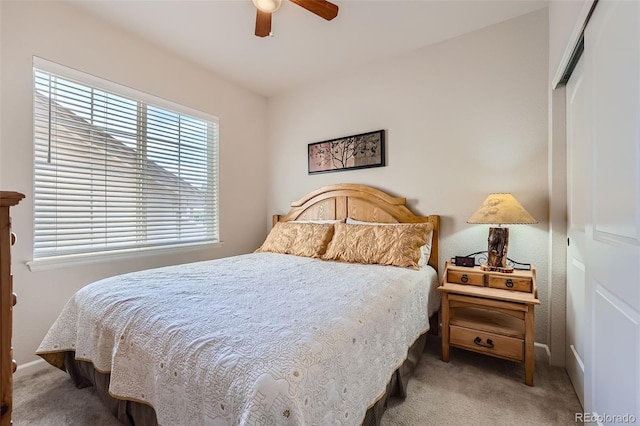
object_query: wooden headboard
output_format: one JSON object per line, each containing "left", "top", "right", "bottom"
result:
{"left": 273, "top": 183, "right": 439, "bottom": 272}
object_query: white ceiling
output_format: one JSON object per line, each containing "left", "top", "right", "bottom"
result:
{"left": 71, "top": 0, "right": 548, "bottom": 98}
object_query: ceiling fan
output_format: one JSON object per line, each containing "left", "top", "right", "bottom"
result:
{"left": 253, "top": 0, "right": 339, "bottom": 37}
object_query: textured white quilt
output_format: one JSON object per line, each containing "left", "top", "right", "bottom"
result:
{"left": 37, "top": 253, "right": 439, "bottom": 426}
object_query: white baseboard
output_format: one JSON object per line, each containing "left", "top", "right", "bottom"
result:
{"left": 535, "top": 342, "right": 551, "bottom": 363}
{"left": 14, "top": 358, "right": 49, "bottom": 380}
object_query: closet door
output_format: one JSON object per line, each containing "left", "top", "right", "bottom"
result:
{"left": 583, "top": 0, "right": 640, "bottom": 418}
{"left": 565, "top": 57, "right": 587, "bottom": 407}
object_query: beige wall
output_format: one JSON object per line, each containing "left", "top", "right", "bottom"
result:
{"left": 0, "top": 1, "right": 268, "bottom": 367}
{"left": 267, "top": 10, "right": 551, "bottom": 345}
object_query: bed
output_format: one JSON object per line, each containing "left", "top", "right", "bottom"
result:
{"left": 36, "top": 183, "right": 440, "bottom": 426}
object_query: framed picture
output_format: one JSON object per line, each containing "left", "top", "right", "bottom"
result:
{"left": 308, "top": 129, "right": 385, "bottom": 174}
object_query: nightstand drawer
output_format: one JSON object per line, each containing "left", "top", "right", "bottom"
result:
{"left": 447, "top": 269, "right": 484, "bottom": 286}
{"left": 450, "top": 325, "right": 523, "bottom": 362}
{"left": 487, "top": 275, "right": 532, "bottom": 292}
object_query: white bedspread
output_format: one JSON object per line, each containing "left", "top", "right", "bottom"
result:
{"left": 37, "top": 253, "right": 439, "bottom": 426}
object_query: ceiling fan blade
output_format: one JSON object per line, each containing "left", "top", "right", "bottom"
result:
{"left": 255, "top": 9, "right": 272, "bottom": 37}
{"left": 289, "top": 0, "right": 338, "bottom": 21}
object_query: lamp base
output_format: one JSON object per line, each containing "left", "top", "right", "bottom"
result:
{"left": 486, "top": 226, "right": 511, "bottom": 272}
{"left": 480, "top": 263, "right": 514, "bottom": 273}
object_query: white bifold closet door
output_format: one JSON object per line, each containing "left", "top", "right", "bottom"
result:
{"left": 569, "top": 0, "right": 640, "bottom": 419}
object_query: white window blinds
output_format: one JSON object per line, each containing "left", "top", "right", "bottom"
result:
{"left": 32, "top": 58, "right": 219, "bottom": 260}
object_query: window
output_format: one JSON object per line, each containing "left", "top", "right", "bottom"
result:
{"left": 32, "top": 58, "right": 219, "bottom": 262}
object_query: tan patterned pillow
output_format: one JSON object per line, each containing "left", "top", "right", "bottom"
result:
{"left": 322, "top": 222, "right": 433, "bottom": 269}
{"left": 255, "top": 222, "right": 335, "bottom": 258}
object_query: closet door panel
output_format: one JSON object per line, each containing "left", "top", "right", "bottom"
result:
{"left": 584, "top": 0, "right": 640, "bottom": 418}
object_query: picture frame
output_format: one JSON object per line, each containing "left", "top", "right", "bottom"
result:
{"left": 308, "top": 129, "right": 385, "bottom": 174}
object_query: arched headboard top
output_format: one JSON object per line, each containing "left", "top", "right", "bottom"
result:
{"left": 273, "top": 183, "right": 439, "bottom": 272}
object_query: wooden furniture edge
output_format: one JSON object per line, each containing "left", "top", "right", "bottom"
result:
{"left": 0, "top": 191, "right": 24, "bottom": 426}
{"left": 0, "top": 192, "right": 25, "bottom": 208}
{"left": 439, "top": 283, "right": 541, "bottom": 305}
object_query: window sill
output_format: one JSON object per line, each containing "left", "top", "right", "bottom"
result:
{"left": 26, "top": 241, "right": 224, "bottom": 272}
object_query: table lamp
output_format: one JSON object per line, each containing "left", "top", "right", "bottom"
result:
{"left": 467, "top": 193, "right": 537, "bottom": 273}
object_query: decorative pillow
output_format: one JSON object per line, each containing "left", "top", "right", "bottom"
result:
{"left": 255, "top": 222, "right": 335, "bottom": 258}
{"left": 323, "top": 222, "right": 433, "bottom": 269}
{"left": 345, "top": 218, "right": 434, "bottom": 268}
{"left": 418, "top": 230, "right": 434, "bottom": 268}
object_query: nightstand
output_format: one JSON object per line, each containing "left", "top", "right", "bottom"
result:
{"left": 439, "top": 261, "right": 540, "bottom": 386}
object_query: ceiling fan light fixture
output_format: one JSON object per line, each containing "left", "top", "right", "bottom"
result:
{"left": 253, "top": 0, "right": 338, "bottom": 37}
{"left": 252, "top": 0, "right": 282, "bottom": 13}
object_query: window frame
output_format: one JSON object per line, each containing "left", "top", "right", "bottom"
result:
{"left": 28, "top": 57, "right": 221, "bottom": 271}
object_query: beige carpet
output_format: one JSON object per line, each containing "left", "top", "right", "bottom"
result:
{"left": 13, "top": 336, "right": 582, "bottom": 425}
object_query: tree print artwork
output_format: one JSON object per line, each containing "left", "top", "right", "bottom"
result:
{"left": 308, "top": 130, "right": 385, "bottom": 174}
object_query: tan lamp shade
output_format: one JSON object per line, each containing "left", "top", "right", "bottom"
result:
{"left": 467, "top": 193, "right": 537, "bottom": 225}
{"left": 467, "top": 193, "right": 537, "bottom": 273}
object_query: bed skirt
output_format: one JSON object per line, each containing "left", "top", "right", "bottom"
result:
{"left": 62, "top": 332, "right": 429, "bottom": 426}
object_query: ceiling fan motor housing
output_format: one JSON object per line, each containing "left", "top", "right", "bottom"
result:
{"left": 254, "top": 0, "right": 339, "bottom": 37}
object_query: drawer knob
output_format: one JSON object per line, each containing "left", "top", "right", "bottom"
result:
{"left": 473, "top": 336, "right": 494, "bottom": 349}
{"left": 505, "top": 279, "right": 514, "bottom": 288}
{"left": 461, "top": 274, "right": 469, "bottom": 283}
